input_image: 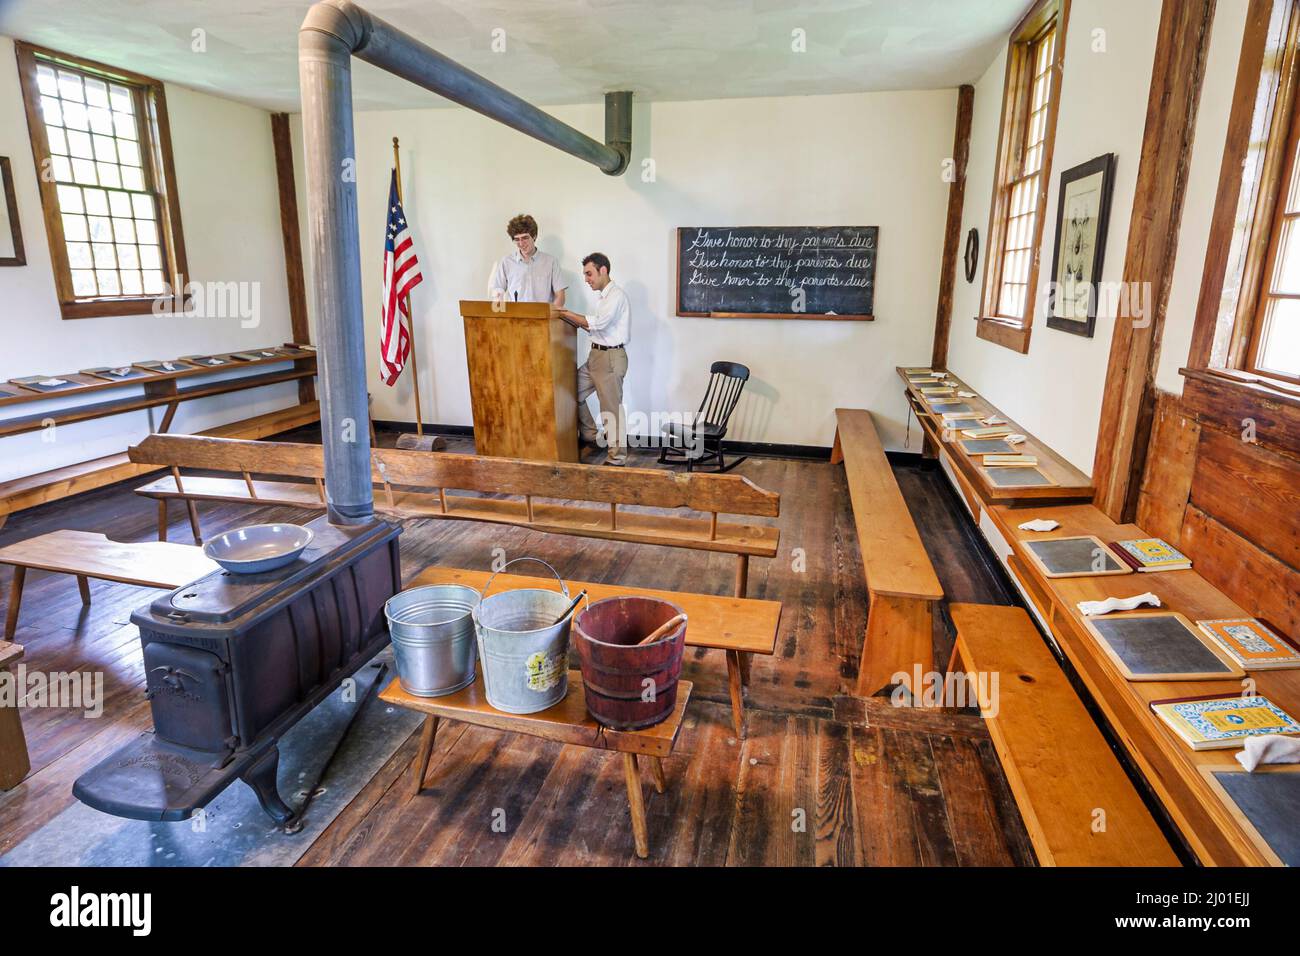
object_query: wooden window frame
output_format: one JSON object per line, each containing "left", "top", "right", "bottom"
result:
{"left": 976, "top": 0, "right": 1069, "bottom": 354}
{"left": 14, "top": 41, "right": 188, "bottom": 320}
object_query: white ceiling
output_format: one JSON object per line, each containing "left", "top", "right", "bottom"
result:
{"left": 1, "top": 0, "right": 1027, "bottom": 113}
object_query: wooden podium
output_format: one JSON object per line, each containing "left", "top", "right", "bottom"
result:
{"left": 460, "top": 300, "right": 578, "bottom": 462}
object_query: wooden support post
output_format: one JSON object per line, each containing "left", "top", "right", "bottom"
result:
{"left": 76, "top": 575, "right": 91, "bottom": 605}
{"left": 737, "top": 651, "right": 751, "bottom": 689}
{"left": 709, "top": 511, "right": 718, "bottom": 541}
{"left": 157, "top": 499, "right": 168, "bottom": 542}
{"left": 856, "top": 595, "right": 934, "bottom": 698}
{"left": 931, "top": 84, "right": 974, "bottom": 369}
{"left": 610, "top": 501, "right": 618, "bottom": 530}
{"left": 242, "top": 470, "right": 258, "bottom": 499}
{"left": 622, "top": 752, "right": 649, "bottom": 859}
{"left": 526, "top": 495, "right": 535, "bottom": 523}
{"left": 648, "top": 756, "right": 667, "bottom": 795}
{"left": 734, "top": 553, "right": 749, "bottom": 598}
{"left": 5, "top": 566, "right": 25, "bottom": 639}
{"left": 438, "top": 487, "right": 448, "bottom": 514}
{"left": 185, "top": 501, "right": 202, "bottom": 544}
{"left": 410, "top": 715, "right": 440, "bottom": 798}
{"left": 315, "top": 477, "right": 327, "bottom": 504}
{"left": 158, "top": 400, "right": 180, "bottom": 434}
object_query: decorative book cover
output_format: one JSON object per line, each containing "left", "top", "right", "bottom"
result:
{"left": 961, "top": 426, "right": 1013, "bottom": 438}
{"left": 1111, "top": 537, "right": 1191, "bottom": 572}
{"left": 1150, "top": 695, "right": 1300, "bottom": 750}
{"left": 984, "top": 454, "right": 1037, "bottom": 467}
{"left": 1197, "top": 619, "right": 1300, "bottom": 670}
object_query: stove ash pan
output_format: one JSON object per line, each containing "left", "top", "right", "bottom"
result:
{"left": 74, "top": 516, "right": 402, "bottom": 827}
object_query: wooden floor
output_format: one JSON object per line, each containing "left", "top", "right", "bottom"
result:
{"left": 0, "top": 429, "right": 1035, "bottom": 866}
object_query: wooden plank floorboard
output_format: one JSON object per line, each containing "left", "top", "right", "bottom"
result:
{"left": 1, "top": 428, "right": 1034, "bottom": 867}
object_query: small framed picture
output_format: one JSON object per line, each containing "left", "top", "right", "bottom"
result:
{"left": 1047, "top": 153, "right": 1115, "bottom": 338}
{"left": 0, "top": 157, "right": 25, "bottom": 267}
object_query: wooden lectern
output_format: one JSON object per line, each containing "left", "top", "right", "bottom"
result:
{"left": 460, "top": 300, "right": 579, "bottom": 462}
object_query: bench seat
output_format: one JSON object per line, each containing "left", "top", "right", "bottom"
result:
{"left": 949, "top": 603, "right": 1179, "bottom": 867}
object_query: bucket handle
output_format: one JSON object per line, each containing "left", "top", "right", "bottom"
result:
{"left": 483, "top": 556, "right": 569, "bottom": 599}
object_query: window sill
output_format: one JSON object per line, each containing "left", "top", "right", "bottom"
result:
{"left": 60, "top": 295, "right": 191, "bottom": 320}
{"left": 975, "top": 316, "right": 1032, "bottom": 354}
{"left": 1179, "top": 367, "right": 1300, "bottom": 454}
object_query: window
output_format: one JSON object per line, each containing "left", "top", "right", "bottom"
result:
{"left": 14, "top": 42, "right": 187, "bottom": 319}
{"left": 978, "top": 0, "right": 1067, "bottom": 353}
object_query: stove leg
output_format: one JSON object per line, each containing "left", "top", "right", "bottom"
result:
{"left": 241, "top": 746, "right": 299, "bottom": 831}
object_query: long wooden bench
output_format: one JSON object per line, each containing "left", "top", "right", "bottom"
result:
{"left": 410, "top": 566, "right": 782, "bottom": 737}
{"left": 128, "top": 435, "right": 780, "bottom": 598}
{"left": 947, "top": 603, "right": 1179, "bottom": 866}
{"left": 830, "top": 408, "right": 943, "bottom": 696}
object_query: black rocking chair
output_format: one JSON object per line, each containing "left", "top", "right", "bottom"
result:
{"left": 658, "top": 361, "right": 749, "bottom": 472}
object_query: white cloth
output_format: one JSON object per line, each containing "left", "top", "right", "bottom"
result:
{"left": 487, "top": 249, "right": 566, "bottom": 303}
{"left": 584, "top": 281, "right": 632, "bottom": 347}
{"left": 1018, "top": 519, "right": 1060, "bottom": 532}
{"left": 1236, "top": 734, "right": 1300, "bottom": 772}
{"left": 1077, "top": 593, "right": 1162, "bottom": 616}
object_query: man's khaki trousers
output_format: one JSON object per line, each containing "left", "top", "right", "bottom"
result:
{"left": 577, "top": 346, "right": 628, "bottom": 464}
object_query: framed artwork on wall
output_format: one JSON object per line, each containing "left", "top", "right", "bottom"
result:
{"left": 0, "top": 157, "right": 25, "bottom": 267}
{"left": 1046, "top": 153, "right": 1115, "bottom": 338}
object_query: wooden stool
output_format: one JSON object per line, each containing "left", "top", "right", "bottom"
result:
{"left": 379, "top": 672, "right": 692, "bottom": 860}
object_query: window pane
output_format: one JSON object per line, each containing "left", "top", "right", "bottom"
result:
{"left": 109, "top": 84, "right": 133, "bottom": 113}
{"left": 56, "top": 185, "right": 83, "bottom": 213}
{"left": 1257, "top": 299, "right": 1300, "bottom": 377}
{"left": 51, "top": 155, "right": 73, "bottom": 182}
{"left": 62, "top": 213, "right": 88, "bottom": 241}
{"left": 92, "top": 133, "right": 117, "bottom": 162}
{"left": 71, "top": 269, "right": 97, "bottom": 296}
{"left": 136, "top": 218, "right": 157, "bottom": 244}
{"left": 67, "top": 241, "right": 92, "bottom": 268}
{"left": 88, "top": 106, "right": 113, "bottom": 136}
{"left": 113, "top": 112, "right": 136, "bottom": 139}
{"left": 88, "top": 215, "right": 112, "bottom": 241}
{"left": 57, "top": 70, "right": 84, "bottom": 101}
{"left": 142, "top": 269, "right": 164, "bottom": 294}
{"left": 1271, "top": 219, "right": 1300, "bottom": 293}
{"left": 121, "top": 166, "right": 144, "bottom": 191}
{"left": 117, "top": 244, "right": 139, "bottom": 269}
{"left": 66, "top": 129, "right": 93, "bottom": 159}
{"left": 71, "top": 158, "right": 97, "bottom": 184}
{"left": 96, "top": 162, "right": 121, "bottom": 188}
{"left": 131, "top": 193, "right": 153, "bottom": 218}
{"left": 36, "top": 64, "right": 58, "bottom": 97}
{"left": 83, "top": 77, "right": 109, "bottom": 108}
{"left": 120, "top": 270, "right": 143, "bottom": 295}
{"left": 92, "top": 242, "right": 116, "bottom": 268}
{"left": 108, "top": 191, "right": 132, "bottom": 217}
{"left": 96, "top": 269, "right": 120, "bottom": 295}
{"left": 41, "top": 95, "right": 62, "bottom": 126}
{"left": 139, "top": 244, "right": 161, "bottom": 269}
{"left": 62, "top": 100, "right": 88, "bottom": 131}
{"left": 83, "top": 188, "right": 108, "bottom": 216}
{"left": 116, "top": 138, "right": 141, "bottom": 167}
{"left": 113, "top": 218, "right": 136, "bottom": 243}
{"left": 47, "top": 126, "right": 68, "bottom": 155}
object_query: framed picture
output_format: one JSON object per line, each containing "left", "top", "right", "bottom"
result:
{"left": 1046, "top": 153, "right": 1115, "bottom": 337}
{"left": 0, "top": 157, "right": 25, "bottom": 267}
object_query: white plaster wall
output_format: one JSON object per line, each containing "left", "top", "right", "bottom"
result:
{"left": 0, "top": 35, "right": 296, "bottom": 483}
{"left": 293, "top": 89, "right": 957, "bottom": 451}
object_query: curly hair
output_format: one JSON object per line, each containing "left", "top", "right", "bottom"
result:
{"left": 507, "top": 214, "right": 538, "bottom": 239}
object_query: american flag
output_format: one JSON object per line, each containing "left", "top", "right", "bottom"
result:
{"left": 379, "top": 169, "right": 423, "bottom": 386}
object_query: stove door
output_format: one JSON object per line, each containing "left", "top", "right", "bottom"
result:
{"left": 143, "top": 642, "right": 236, "bottom": 755}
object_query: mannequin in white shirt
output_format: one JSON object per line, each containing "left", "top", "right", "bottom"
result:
{"left": 552, "top": 253, "right": 630, "bottom": 466}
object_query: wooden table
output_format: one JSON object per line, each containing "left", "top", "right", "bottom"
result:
{"left": 0, "top": 640, "right": 28, "bottom": 790}
{"left": 408, "top": 566, "right": 780, "bottom": 737}
{"left": 985, "top": 499, "right": 1300, "bottom": 866}
{"left": 897, "top": 366, "right": 1094, "bottom": 502}
{"left": 0, "top": 531, "right": 219, "bottom": 638}
{"left": 380, "top": 673, "right": 692, "bottom": 859}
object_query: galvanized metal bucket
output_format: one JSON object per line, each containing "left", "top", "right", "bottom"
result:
{"left": 385, "top": 584, "right": 481, "bottom": 697}
{"left": 473, "top": 558, "right": 584, "bottom": 714}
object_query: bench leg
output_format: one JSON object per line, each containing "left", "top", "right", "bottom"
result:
{"left": 76, "top": 575, "right": 92, "bottom": 606}
{"left": 737, "top": 650, "right": 752, "bottom": 689}
{"left": 5, "top": 567, "right": 26, "bottom": 640}
{"left": 157, "top": 500, "right": 168, "bottom": 542}
{"left": 734, "top": 554, "right": 749, "bottom": 598}
{"left": 857, "top": 595, "right": 934, "bottom": 699}
{"left": 648, "top": 756, "right": 667, "bottom": 795}
{"left": 622, "top": 753, "right": 649, "bottom": 859}
{"left": 725, "top": 649, "right": 745, "bottom": 737}
{"left": 409, "top": 715, "right": 440, "bottom": 798}
{"left": 830, "top": 426, "right": 843, "bottom": 465}
{"left": 185, "top": 500, "right": 203, "bottom": 544}
{"left": 0, "top": 664, "right": 30, "bottom": 790}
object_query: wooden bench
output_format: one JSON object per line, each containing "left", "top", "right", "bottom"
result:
{"left": 0, "top": 531, "right": 219, "bottom": 638}
{"left": 0, "top": 640, "right": 28, "bottom": 790}
{"left": 409, "top": 565, "right": 782, "bottom": 737}
{"left": 830, "top": 408, "right": 943, "bottom": 696}
{"left": 947, "top": 603, "right": 1179, "bottom": 866}
{"left": 379, "top": 672, "right": 692, "bottom": 859}
{"left": 128, "top": 434, "right": 780, "bottom": 597}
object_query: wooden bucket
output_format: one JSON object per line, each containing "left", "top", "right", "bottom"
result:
{"left": 573, "top": 596, "right": 686, "bottom": 730}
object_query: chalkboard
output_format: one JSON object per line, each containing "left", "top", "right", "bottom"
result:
{"left": 1204, "top": 767, "right": 1300, "bottom": 866}
{"left": 959, "top": 438, "right": 1016, "bottom": 456}
{"left": 1023, "top": 535, "right": 1130, "bottom": 578}
{"left": 929, "top": 402, "right": 972, "bottom": 415}
{"left": 676, "top": 226, "right": 877, "bottom": 319}
{"left": 984, "top": 466, "right": 1054, "bottom": 488}
{"left": 1082, "top": 612, "right": 1244, "bottom": 680}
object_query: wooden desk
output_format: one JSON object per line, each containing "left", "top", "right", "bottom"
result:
{"left": 897, "top": 366, "right": 1093, "bottom": 503}
{"left": 380, "top": 673, "right": 692, "bottom": 859}
{"left": 986, "top": 500, "right": 1299, "bottom": 865}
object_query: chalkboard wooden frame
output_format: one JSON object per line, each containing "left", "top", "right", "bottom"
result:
{"left": 1199, "top": 764, "right": 1300, "bottom": 867}
{"left": 1021, "top": 535, "right": 1132, "bottom": 579}
{"left": 1081, "top": 612, "right": 1246, "bottom": 681}
{"left": 675, "top": 227, "right": 876, "bottom": 320}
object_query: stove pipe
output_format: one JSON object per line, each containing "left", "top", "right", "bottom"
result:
{"left": 299, "top": 1, "right": 631, "bottom": 523}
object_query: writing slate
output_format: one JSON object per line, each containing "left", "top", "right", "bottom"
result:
{"left": 1082, "top": 613, "right": 1242, "bottom": 680}
{"left": 942, "top": 418, "right": 984, "bottom": 431}
{"left": 1023, "top": 535, "right": 1129, "bottom": 577}
{"left": 1206, "top": 768, "right": 1300, "bottom": 866}
{"left": 960, "top": 438, "right": 1016, "bottom": 456}
{"left": 677, "top": 226, "right": 877, "bottom": 319}
{"left": 984, "top": 466, "right": 1053, "bottom": 488}
{"left": 929, "top": 402, "right": 972, "bottom": 414}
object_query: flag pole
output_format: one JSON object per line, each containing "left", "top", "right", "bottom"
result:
{"left": 392, "top": 136, "right": 424, "bottom": 437}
